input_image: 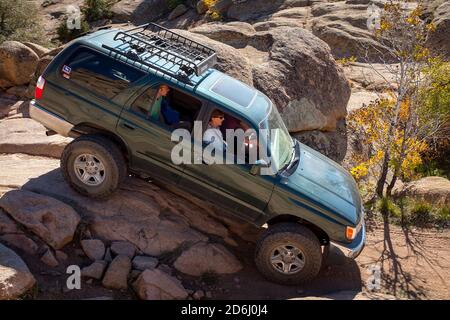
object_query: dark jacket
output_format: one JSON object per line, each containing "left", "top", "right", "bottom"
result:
{"left": 160, "top": 97, "right": 180, "bottom": 125}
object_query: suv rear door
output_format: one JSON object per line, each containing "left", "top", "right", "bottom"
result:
{"left": 116, "top": 82, "right": 198, "bottom": 185}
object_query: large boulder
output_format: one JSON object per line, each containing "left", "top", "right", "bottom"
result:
{"left": 173, "top": 242, "right": 242, "bottom": 276}
{"left": 293, "top": 119, "right": 348, "bottom": 162}
{"left": 111, "top": 0, "right": 170, "bottom": 25}
{"left": 190, "top": 22, "right": 257, "bottom": 48}
{"left": 168, "top": 4, "right": 189, "bottom": 21}
{"left": 0, "top": 41, "right": 39, "bottom": 89}
{"left": 0, "top": 190, "right": 81, "bottom": 250}
{"left": 175, "top": 29, "right": 254, "bottom": 84}
{"left": 227, "top": 0, "right": 309, "bottom": 21}
{"left": 342, "top": 62, "right": 398, "bottom": 91}
{"left": 0, "top": 118, "right": 72, "bottom": 158}
{"left": 133, "top": 268, "right": 188, "bottom": 300}
{"left": 252, "top": 27, "right": 350, "bottom": 132}
{"left": 393, "top": 177, "right": 450, "bottom": 206}
{"left": 26, "top": 45, "right": 65, "bottom": 99}
{"left": 0, "top": 243, "right": 36, "bottom": 300}
{"left": 22, "top": 42, "right": 50, "bottom": 58}
{"left": 309, "top": 1, "right": 390, "bottom": 62}
{"left": 188, "top": 25, "right": 350, "bottom": 133}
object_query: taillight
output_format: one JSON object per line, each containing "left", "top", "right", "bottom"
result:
{"left": 35, "top": 76, "right": 46, "bottom": 99}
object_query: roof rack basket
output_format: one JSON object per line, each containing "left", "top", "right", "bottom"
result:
{"left": 101, "top": 23, "right": 217, "bottom": 83}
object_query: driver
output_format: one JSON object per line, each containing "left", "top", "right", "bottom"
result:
{"left": 203, "top": 110, "right": 227, "bottom": 152}
{"left": 149, "top": 84, "right": 180, "bottom": 125}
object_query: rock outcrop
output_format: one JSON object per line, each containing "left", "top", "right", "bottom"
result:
{"left": 426, "top": 1, "right": 450, "bottom": 57}
{"left": 111, "top": 0, "right": 170, "bottom": 25}
{"left": 0, "top": 41, "right": 39, "bottom": 89}
{"left": 393, "top": 176, "right": 450, "bottom": 206}
{"left": 174, "top": 242, "right": 242, "bottom": 276}
{"left": 0, "top": 190, "right": 81, "bottom": 250}
{"left": 133, "top": 268, "right": 189, "bottom": 300}
{"left": 188, "top": 24, "right": 351, "bottom": 133}
{"left": 0, "top": 243, "right": 36, "bottom": 300}
{"left": 0, "top": 118, "right": 72, "bottom": 158}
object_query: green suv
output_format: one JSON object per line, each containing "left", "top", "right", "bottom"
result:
{"left": 29, "top": 23, "right": 365, "bottom": 285}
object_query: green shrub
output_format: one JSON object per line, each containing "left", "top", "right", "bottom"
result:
{"left": 82, "top": 0, "right": 115, "bottom": 22}
{"left": 436, "top": 206, "right": 450, "bottom": 226}
{"left": 0, "top": 0, "right": 48, "bottom": 46}
{"left": 57, "top": 18, "right": 90, "bottom": 43}
{"left": 415, "top": 159, "right": 450, "bottom": 180}
{"left": 408, "top": 202, "right": 433, "bottom": 226}
{"left": 377, "top": 197, "right": 401, "bottom": 218}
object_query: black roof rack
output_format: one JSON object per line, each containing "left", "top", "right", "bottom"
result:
{"left": 101, "top": 23, "right": 217, "bottom": 84}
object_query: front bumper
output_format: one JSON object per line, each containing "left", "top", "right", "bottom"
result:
{"left": 331, "top": 222, "right": 366, "bottom": 259}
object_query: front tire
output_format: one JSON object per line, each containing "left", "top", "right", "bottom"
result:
{"left": 61, "top": 135, "right": 126, "bottom": 198}
{"left": 255, "top": 223, "right": 322, "bottom": 285}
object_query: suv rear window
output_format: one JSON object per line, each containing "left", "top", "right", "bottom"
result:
{"left": 62, "top": 48, "right": 145, "bottom": 99}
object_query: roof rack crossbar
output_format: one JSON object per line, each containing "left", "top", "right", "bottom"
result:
{"left": 109, "top": 23, "right": 216, "bottom": 78}
{"left": 102, "top": 43, "right": 193, "bottom": 84}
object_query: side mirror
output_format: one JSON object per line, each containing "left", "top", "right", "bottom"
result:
{"left": 250, "top": 159, "right": 270, "bottom": 175}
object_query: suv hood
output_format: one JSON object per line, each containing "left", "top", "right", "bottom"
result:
{"left": 284, "top": 142, "right": 362, "bottom": 226}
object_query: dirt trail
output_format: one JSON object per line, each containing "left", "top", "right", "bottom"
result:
{"left": 211, "top": 221, "right": 450, "bottom": 300}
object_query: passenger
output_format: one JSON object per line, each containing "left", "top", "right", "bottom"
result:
{"left": 149, "top": 84, "right": 180, "bottom": 125}
{"left": 203, "top": 110, "right": 227, "bottom": 152}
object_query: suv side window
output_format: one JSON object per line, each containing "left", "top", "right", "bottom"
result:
{"left": 131, "top": 87, "right": 157, "bottom": 116}
{"left": 205, "top": 108, "right": 258, "bottom": 164}
{"left": 63, "top": 48, "right": 145, "bottom": 99}
{"left": 130, "top": 84, "right": 202, "bottom": 132}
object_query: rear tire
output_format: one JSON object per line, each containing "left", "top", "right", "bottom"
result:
{"left": 255, "top": 223, "right": 322, "bottom": 285}
{"left": 61, "top": 135, "right": 126, "bottom": 198}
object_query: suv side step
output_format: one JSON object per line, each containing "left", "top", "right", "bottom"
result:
{"left": 29, "top": 100, "right": 74, "bottom": 137}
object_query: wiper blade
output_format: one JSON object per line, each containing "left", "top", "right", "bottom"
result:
{"left": 279, "top": 140, "right": 300, "bottom": 175}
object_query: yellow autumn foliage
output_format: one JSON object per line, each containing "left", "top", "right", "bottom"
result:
{"left": 348, "top": 96, "right": 429, "bottom": 182}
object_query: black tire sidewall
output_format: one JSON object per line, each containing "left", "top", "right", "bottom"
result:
{"left": 62, "top": 138, "right": 122, "bottom": 197}
{"left": 255, "top": 224, "right": 322, "bottom": 285}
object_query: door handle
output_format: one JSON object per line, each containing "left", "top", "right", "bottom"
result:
{"left": 120, "top": 122, "right": 136, "bottom": 130}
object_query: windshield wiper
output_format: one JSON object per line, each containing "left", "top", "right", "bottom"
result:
{"left": 279, "top": 140, "right": 300, "bottom": 176}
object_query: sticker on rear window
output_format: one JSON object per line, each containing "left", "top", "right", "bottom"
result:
{"left": 62, "top": 65, "right": 71, "bottom": 79}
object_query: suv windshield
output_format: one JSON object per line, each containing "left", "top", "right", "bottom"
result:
{"left": 259, "top": 97, "right": 294, "bottom": 172}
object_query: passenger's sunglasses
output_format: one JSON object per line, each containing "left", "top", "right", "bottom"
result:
{"left": 213, "top": 116, "right": 225, "bottom": 120}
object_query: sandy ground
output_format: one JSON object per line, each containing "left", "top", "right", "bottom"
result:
{"left": 210, "top": 220, "right": 450, "bottom": 300}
